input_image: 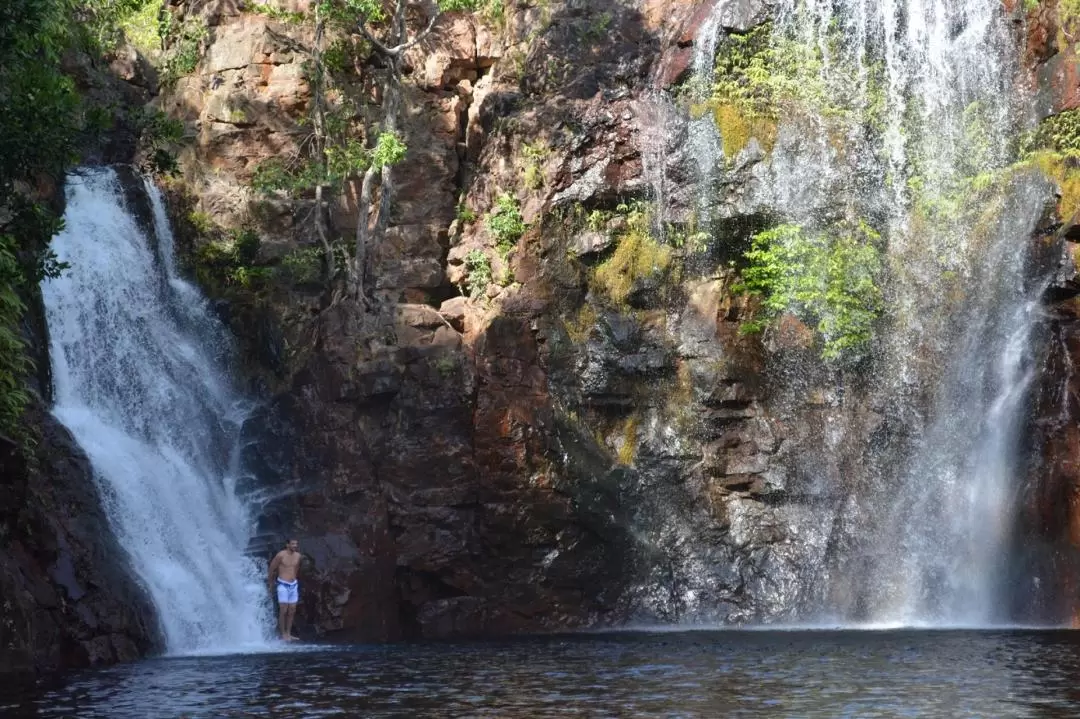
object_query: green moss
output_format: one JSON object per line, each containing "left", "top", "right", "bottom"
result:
{"left": 617, "top": 415, "right": 638, "bottom": 466}
{"left": 593, "top": 210, "right": 673, "bottom": 306}
{"left": 564, "top": 304, "right": 598, "bottom": 344}
{"left": 696, "top": 19, "right": 885, "bottom": 161}
{"left": 1018, "top": 110, "right": 1080, "bottom": 223}
{"left": 698, "top": 101, "right": 778, "bottom": 158}
{"left": 1034, "top": 150, "right": 1080, "bottom": 222}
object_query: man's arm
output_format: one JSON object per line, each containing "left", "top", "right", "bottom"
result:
{"left": 267, "top": 552, "right": 281, "bottom": 588}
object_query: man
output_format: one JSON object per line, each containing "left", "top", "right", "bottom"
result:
{"left": 268, "top": 538, "right": 302, "bottom": 641}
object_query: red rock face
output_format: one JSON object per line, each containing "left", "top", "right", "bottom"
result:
{"left": 1011, "top": 3, "right": 1080, "bottom": 624}
{"left": 161, "top": 0, "right": 1080, "bottom": 641}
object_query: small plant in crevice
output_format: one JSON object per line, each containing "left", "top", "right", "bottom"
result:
{"left": 456, "top": 202, "right": 477, "bottom": 224}
{"left": 279, "top": 246, "right": 325, "bottom": 285}
{"left": 521, "top": 140, "right": 549, "bottom": 190}
{"left": 464, "top": 249, "right": 493, "bottom": 299}
{"left": 485, "top": 193, "right": 526, "bottom": 256}
{"left": 734, "top": 221, "right": 884, "bottom": 361}
{"left": 616, "top": 414, "right": 638, "bottom": 466}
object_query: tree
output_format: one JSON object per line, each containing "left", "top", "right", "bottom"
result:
{"left": 335, "top": 0, "right": 448, "bottom": 303}
{"left": 257, "top": 0, "right": 478, "bottom": 304}
{"left": 0, "top": 0, "right": 81, "bottom": 441}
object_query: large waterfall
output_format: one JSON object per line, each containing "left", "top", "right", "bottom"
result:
{"left": 42, "top": 168, "right": 272, "bottom": 653}
{"left": 683, "top": 0, "right": 1050, "bottom": 625}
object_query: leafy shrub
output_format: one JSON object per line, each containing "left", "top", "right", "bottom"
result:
{"left": 160, "top": 15, "right": 206, "bottom": 85}
{"left": 735, "top": 222, "right": 884, "bottom": 360}
{"left": 485, "top": 193, "right": 525, "bottom": 255}
{"left": 279, "top": 246, "right": 324, "bottom": 285}
{"left": 464, "top": 249, "right": 492, "bottom": 299}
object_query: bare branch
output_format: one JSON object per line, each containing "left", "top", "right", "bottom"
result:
{"left": 356, "top": 20, "right": 392, "bottom": 55}
{"left": 359, "top": 0, "right": 441, "bottom": 56}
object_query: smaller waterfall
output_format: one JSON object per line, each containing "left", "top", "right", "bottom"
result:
{"left": 43, "top": 168, "right": 272, "bottom": 654}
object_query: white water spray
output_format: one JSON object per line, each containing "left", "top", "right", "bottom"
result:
{"left": 42, "top": 167, "right": 272, "bottom": 654}
{"left": 673, "top": 0, "right": 1050, "bottom": 626}
{"left": 765, "top": 0, "right": 1044, "bottom": 625}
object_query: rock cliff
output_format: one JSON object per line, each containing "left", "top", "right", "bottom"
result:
{"left": 148, "top": 0, "right": 1080, "bottom": 638}
{"left": 15, "top": 0, "right": 1080, "bottom": 673}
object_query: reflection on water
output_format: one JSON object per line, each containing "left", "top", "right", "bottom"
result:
{"left": 6, "top": 631, "right": 1080, "bottom": 717}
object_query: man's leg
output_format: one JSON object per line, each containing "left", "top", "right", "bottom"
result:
{"left": 278, "top": 602, "right": 289, "bottom": 640}
{"left": 284, "top": 603, "right": 298, "bottom": 640}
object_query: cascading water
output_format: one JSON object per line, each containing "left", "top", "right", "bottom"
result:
{"left": 680, "top": 0, "right": 1051, "bottom": 625}
{"left": 42, "top": 167, "right": 272, "bottom": 653}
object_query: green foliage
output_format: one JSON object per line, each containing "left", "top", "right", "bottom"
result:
{"left": 693, "top": 20, "right": 884, "bottom": 159}
{"left": 580, "top": 10, "right": 612, "bottom": 41}
{"left": 735, "top": 222, "right": 884, "bottom": 360}
{"left": 0, "top": 236, "right": 31, "bottom": 439}
{"left": 75, "top": 0, "right": 164, "bottom": 56}
{"left": 326, "top": 138, "right": 372, "bottom": 179}
{"left": 0, "top": 0, "right": 91, "bottom": 445}
{"left": 485, "top": 193, "right": 525, "bottom": 255}
{"left": 1014, "top": 110, "right": 1080, "bottom": 222}
{"left": 249, "top": 2, "right": 307, "bottom": 24}
{"left": 279, "top": 246, "right": 324, "bottom": 285}
{"left": 439, "top": 0, "right": 482, "bottom": 10}
{"left": 1061, "top": 0, "right": 1080, "bottom": 24}
{"left": 521, "top": 140, "right": 548, "bottom": 190}
{"left": 333, "top": 0, "right": 386, "bottom": 22}
{"left": 456, "top": 202, "right": 477, "bottom": 223}
{"left": 371, "top": 131, "right": 407, "bottom": 170}
{"left": 132, "top": 107, "right": 184, "bottom": 174}
{"left": 464, "top": 249, "right": 492, "bottom": 299}
{"left": 194, "top": 227, "right": 272, "bottom": 290}
{"left": 1027, "top": 109, "right": 1080, "bottom": 157}
{"left": 160, "top": 14, "right": 207, "bottom": 85}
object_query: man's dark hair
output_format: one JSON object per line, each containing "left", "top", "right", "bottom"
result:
{"left": 285, "top": 538, "right": 297, "bottom": 546}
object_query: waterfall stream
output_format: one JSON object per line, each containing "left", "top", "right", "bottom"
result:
{"left": 42, "top": 168, "right": 271, "bottom": 653}
{"left": 685, "top": 0, "right": 1050, "bottom": 625}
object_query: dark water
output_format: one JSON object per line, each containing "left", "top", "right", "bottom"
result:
{"left": 6, "top": 630, "right": 1080, "bottom": 718}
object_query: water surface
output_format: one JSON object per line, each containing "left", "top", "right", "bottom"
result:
{"left": 6, "top": 630, "right": 1080, "bottom": 717}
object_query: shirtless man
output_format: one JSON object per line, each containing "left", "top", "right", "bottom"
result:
{"left": 268, "top": 538, "right": 302, "bottom": 641}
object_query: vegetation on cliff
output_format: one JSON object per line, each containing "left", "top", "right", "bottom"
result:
{"left": 0, "top": 0, "right": 176, "bottom": 444}
{"left": 0, "top": 0, "right": 85, "bottom": 441}
{"left": 689, "top": 20, "right": 885, "bottom": 160}
{"left": 241, "top": 0, "right": 492, "bottom": 304}
{"left": 735, "top": 222, "right": 884, "bottom": 360}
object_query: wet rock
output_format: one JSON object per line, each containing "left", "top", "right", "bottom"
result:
{"left": 568, "top": 230, "right": 614, "bottom": 257}
{"left": 0, "top": 403, "right": 159, "bottom": 673}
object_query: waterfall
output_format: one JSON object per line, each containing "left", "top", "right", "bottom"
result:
{"left": 42, "top": 167, "right": 272, "bottom": 653}
{"left": 686, "top": 0, "right": 1050, "bottom": 625}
